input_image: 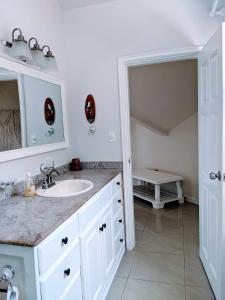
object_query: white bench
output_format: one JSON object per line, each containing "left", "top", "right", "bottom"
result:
{"left": 133, "top": 168, "right": 184, "bottom": 209}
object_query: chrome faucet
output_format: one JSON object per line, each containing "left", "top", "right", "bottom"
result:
{"left": 40, "top": 163, "right": 60, "bottom": 189}
{"left": 0, "top": 181, "right": 15, "bottom": 201}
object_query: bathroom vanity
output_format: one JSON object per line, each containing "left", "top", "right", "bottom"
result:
{"left": 0, "top": 170, "right": 125, "bottom": 300}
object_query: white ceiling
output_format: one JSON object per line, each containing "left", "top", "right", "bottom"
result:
{"left": 129, "top": 60, "right": 198, "bottom": 135}
{"left": 59, "top": 0, "right": 118, "bottom": 9}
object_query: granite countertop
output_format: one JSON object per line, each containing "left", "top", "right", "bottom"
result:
{"left": 0, "top": 169, "right": 121, "bottom": 247}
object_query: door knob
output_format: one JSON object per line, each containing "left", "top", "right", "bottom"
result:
{"left": 209, "top": 171, "right": 222, "bottom": 181}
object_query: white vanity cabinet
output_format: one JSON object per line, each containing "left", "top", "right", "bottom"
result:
{"left": 79, "top": 173, "right": 125, "bottom": 300}
{"left": 0, "top": 173, "right": 124, "bottom": 300}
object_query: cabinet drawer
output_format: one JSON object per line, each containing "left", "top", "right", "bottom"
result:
{"left": 113, "top": 190, "right": 123, "bottom": 216}
{"left": 114, "top": 208, "right": 124, "bottom": 238}
{"left": 60, "top": 274, "right": 82, "bottom": 300}
{"left": 112, "top": 173, "right": 122, "bottom": 194}
{"left": 115, "top": 228, "right": 125, "bottom": 259}
{"left": 38, "top": 214, "right": 79, "bottom": 275}
{"left": 40, "top": 241, "right": 80, "bottom": 300}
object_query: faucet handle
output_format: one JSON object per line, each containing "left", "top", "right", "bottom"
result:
{"left": 40, "top": 164, "right": 51, "bottom": 175}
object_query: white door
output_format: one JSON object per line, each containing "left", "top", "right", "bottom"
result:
{"left": 80, "top": 217, "right": 103, "bottom": 300}
{"left": 199, "top": 24, "right": 225, "bottom": 300}
{"left": 101, "top": 202, "right": 115, "bottom": 279}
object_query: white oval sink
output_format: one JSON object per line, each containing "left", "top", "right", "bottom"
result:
{"left": 36, "top": 179, "right": 93, "bottom": 198}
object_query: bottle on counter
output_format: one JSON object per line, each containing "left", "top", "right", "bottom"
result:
{"left": 24, "top": 172, "right": 36, "bottom": 197}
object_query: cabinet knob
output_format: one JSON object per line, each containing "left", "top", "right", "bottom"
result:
{"left": 64, "top": 268, "right": 71, "bottom": 276}
{"left": 103, "top": 223, "right": 106, "bottom": 229}
{"left": 116, "top": 182, "right": 120, "bottom": 186}
{"left": 119, "top": 219, "right": 123, "bottom": 223}
{"left": 120, "top": 239, "right": 124, "bottom": 243}
{"left": 62, "top": 237, "right": 68, "bottom": 245}
{"left": 118, "top": 199, "right": 122, "bottom": 203}
{"left": 99, "top": 226, "right": 104, "bottom": 232}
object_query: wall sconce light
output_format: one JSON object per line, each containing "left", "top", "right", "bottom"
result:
{"left": 0, "top": 28, "right": 58, "bottom": 72}
{"left": 7, "top": 28, "right": 32, "bottom": 62}
{"left": 28, "top": 37, "right": 45, "bottom": 68}
{"left": 42, "top": 45, "right": 58, "bottom": 72}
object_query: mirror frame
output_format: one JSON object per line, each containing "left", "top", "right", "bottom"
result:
{"left": 0, "top": 55, "right": 69, "bottom": 163}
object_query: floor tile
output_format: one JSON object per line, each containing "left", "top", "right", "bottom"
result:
{"left": 106, "top": 277, "right": 127, "bottom": 300}
{"left": 122, "top": 279, "right": 185, "bottom": 300}
{"left": 183, "top": 223, "right": 199, "bottom": 236}
{"left": 130, "top": 250, "right": 185, "bottom": 285}
{"left": 137, "top": 231, "right": 184, "bottom": 255}
{"left": 183, "top": 213, "right": 199, "bottom": 224}
{"left": 135, "top": 214, "right": 148, "bottom": 231}
{"left": 135, "top": 230, "right": 143, "bottom": 241}
{"left": 186, "top": 286, "right": 215, "bottom": 300}
{"left": 144, "top": 216, "right": 183, "bottom": 234}
{"left": 184, "top": 233, "right": 199, "bottom": 257}
{"left": 117, "top": 251, "right": 136, "bottom": 278}
{"left": 185, "top": 256, "right": 211, "bottom": 289}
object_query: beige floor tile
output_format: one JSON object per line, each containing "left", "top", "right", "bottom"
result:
{"left": 185, "top": 256, "right": 211, "bottom": 289}
{"left": 117, "top": 251, "right": 136, "bottom": 278}
{"left": 182, "top": 203, "right": 199, "bottom": 217}
{"left": 183, "top": 223, "right": 199, "bottom": 236}
{"left": 137, "top": 231, "right": 184, "bottom": 255}
{"left": 106, "top": 277, "right": 127, "bottom": 300}
{"left": 135, "top": 230, "right": 143, "bottom": 241}
{"left": 122, "top": 279, "right": 185, "bottom": 300}
{"left": 183, "top": 213, "right": 199, "bottom": 224}
{"left": 130, "top": 250, "right": 185, "bottom": 285}
{"left": 155, "top": 207, "right": 183, "bottom": 221}
{"left": 186, "top": 286, "right": 215, "bottom": 300}
{"left": 144, "top": 216, "right": 183, "bottom": 234}
{"left": 184, "top": 233, "right": 199, "bottom": 257}
{"left": 134, "top": 199, "right": 153, "bottom": 212}
{"left": 135, "top": 214, "right": 148, "bottom": 231}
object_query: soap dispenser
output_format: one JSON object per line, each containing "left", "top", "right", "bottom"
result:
{"left": 24, "top": 172, "right": 36, "bottom": 197}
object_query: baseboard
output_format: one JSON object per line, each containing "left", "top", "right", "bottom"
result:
{"left": 184, "top": 195, "right": 199, "bottom": 205}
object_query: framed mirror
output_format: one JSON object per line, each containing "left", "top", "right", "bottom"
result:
{"left": 0, "top": 56, "right": 68, "bottom": 162}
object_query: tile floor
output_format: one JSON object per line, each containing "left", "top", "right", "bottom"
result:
{"left": 106, "top": 198, "right": 215, "bottom": 300}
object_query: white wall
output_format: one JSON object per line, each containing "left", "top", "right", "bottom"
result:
{"left": 63, "top": 0, "right": 220, "bottom": 162}
{"left": 131, "top": 114, "right": 198, "bottom": 201}
{"left": 0, "top": 0, "right": 71, "bottom": 180}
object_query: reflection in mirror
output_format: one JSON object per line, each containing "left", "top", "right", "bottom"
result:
{"left": 0, "top": 67, "right": 65, "bottom": 153}
{"left": 0, "top": 69, "right": 21, "bottom": 151}
{"left": 45, "top": 98, "right": 55, "bottom": 125}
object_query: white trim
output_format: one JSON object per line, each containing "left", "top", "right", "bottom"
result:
{"left": 184, "top": 195, "right": 199, "bottom": 205}
{"left": 0, "top": 55, "right": 69, "bottom": 163}
{"left": 118, "top": 47, "right": 201, "bottom": 250}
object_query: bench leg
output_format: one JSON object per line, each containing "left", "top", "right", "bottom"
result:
{"left": 153, "top": 184, "right": 164, "bottom": 209}
{"left": 176, "top": 181, "right": 184, "bottom": 204}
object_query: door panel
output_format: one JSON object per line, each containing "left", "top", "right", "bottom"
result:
{"left": 102, "top": 203, "right": 115, "bottom": 279}
{"left": 199, "top": 25, "right": 224, "bottom": 299}
{"left": 80, "top": 217, "right": 103, "bottom": 300}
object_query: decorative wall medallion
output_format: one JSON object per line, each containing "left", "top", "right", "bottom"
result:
{"left": 85, "top": 94, "right": 96, "bottom": 124}
{"left": 44, "top": 98, "right": 55, "bottom": 125}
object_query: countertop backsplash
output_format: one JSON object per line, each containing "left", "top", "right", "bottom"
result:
{"left": 13, "top": 161, "right": 122, "bottom": 196}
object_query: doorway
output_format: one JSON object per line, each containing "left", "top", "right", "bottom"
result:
{"left": 118, "top": 43, "right": 224, "bottom": 300}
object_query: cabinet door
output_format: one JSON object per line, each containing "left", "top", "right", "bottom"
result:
{"left": 102, "top": 203, "right": 115, "bottom": 279}
{"left": 80, "top": 217, "right": 103, "bottom": 300}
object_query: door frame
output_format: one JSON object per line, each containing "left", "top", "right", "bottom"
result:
{"left": 118, "top": 46, "right": 202, "bottom": 250}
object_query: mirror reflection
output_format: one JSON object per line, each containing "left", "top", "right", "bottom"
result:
{"left": 0, "top": 67, "right": 65, "bottom": 152}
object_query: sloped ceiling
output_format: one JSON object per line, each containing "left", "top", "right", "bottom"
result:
{"left": 59, "top": 0, "right": 118, "bottom": 9}
{"left": 129, "top": 59, "right": 198, "bottom": 135}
